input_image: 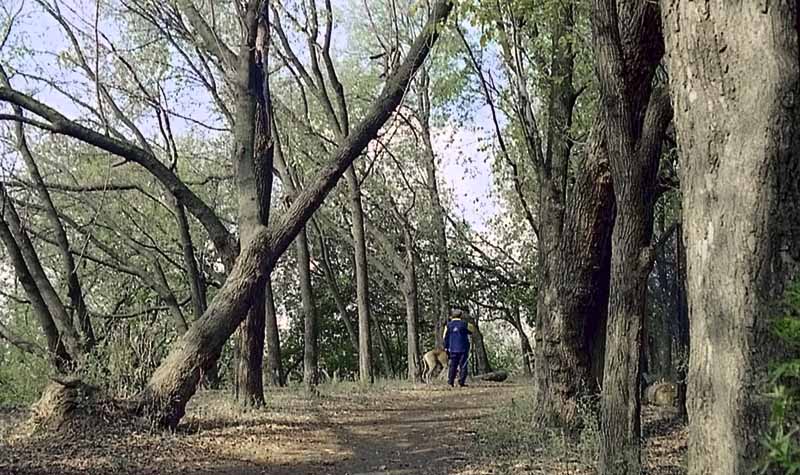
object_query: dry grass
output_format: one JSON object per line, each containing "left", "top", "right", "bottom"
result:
{"left": 0, "top": 378, "right": 686, "bottom": 475}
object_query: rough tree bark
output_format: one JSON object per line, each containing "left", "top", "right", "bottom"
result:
{"left": 139, "top": 0, "right": 455, "bottom": 428}
{"left": 533, "top": 117, "right": 614, "bottom": 427}
{"left": 470, "top": 1, "right": 613, "bottom": 429}
{"left": 591, "top": 1, "right": 669, "bottom": 472}
{"left": 662, "top": 3, "right": 800, "bottom": 473}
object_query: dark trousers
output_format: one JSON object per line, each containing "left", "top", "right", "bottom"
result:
{"left": 447, "top": 351, "right": 469, "bottom": 386}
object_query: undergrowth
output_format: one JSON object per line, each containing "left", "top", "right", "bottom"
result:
{"left": 473, "top": 390, "right": 599, "bottom": 470}
{"left": 763, "top": 279, "right": 800, "bottom": 474}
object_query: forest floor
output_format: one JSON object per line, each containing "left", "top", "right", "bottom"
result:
{"left": 0, "top": 378, "right": 686, "bottom": 474}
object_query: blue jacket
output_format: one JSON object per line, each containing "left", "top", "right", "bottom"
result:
{"left": 444, "top": 318, "right": 474, "bottom": 353}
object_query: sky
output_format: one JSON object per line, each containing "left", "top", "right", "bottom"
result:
{"left": 433, "top": 118, "right": 501, "bottom": 234}
{"left": 0, "top": 0, "right": 503, "bottom": 234}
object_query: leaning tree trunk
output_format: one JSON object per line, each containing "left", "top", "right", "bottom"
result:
{"left": 0, "top": 184, "right": 83, "bottom": 359}
{"left": 139, "top": 0, "right": 455, "bottom": 428}
{"left": 662, "top": 4, "right": 800, "bottom": 473}
{"left": 0, "top": 193, "right": 70, "bottom": 367}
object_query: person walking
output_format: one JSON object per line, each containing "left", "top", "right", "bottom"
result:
{"left": 443, "top": 309, "right": 476, "bottom": 387}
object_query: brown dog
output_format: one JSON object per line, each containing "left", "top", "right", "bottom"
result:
{"left": 422, "top": 349, "right": 449, "bottom": 383}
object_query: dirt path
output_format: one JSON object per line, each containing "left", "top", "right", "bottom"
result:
{"left": 0, "top": 381, "right": 520, "bottom": 475}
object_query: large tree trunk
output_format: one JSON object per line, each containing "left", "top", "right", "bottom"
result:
{"left": 533, "top": 119, "right": 614, "bottom": 427}
{"left": 232, "top": 2, "right": 273, "bottom": 406}
{"left": 236, "top": 286, "right": 266, "bottom": 406}
{"left": 346, "top": 167, "right": 374, "bottom": 384}
{"left": 264, "top": 277, "right": 284, "bottom": 387}
{"left": 662, "top": 5, "right": 800, "bottom": 473}
{"left": 297, "top": 227, "right": 319, "bottom": 389}
{"left": 531, "top": 1, "right": 616, "bottom": 429}
{"left": 140, "top": 0, "right": 454, "bottom": 428}
{"left": 592, "top": 1, "right": 668, "bottom": 472}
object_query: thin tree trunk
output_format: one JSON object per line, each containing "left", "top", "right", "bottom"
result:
{"left": 140, "top": 1, "right": 455, "bottom": 427}
{"left": 510, "top": 307, "right": 533, "bottom": 376}
{"left": 403, "top": 230, "right": 422, "bottom": 382}
{"left": 373, "top": 312, "right": 393, "bottom": 377}
{"left": 175, "top": 199, "right": 219, "bottom": 388}
{"left": 663, "top": 5, "right": 800, "bottom": 473}
{"left": 316, "top": 229, "right": 359, "bottom": 354}
{"left": 173, "top": 199, "right": 207, "bottom": 322}
{"left": 0, "top": 196, "right": 70, "bottom": 367}
{"left": 471, "top": 310, "right": 492, "bottom": 375}
{"left": 420, "top": 103, "right": 450, "bottom": 349}
{"left": 5, "top": 100, "right": 95, "bottom": 348}
{"left": 297, "top": 227, "right": 319, "bottom": 389}
{"left": 0, "top": 184, "right": 83, "bottom": 359}
{"left": 346, "top": 167, "right": 374, "bottom": 384}
{"left": 264, "top": 277, "right": 283, "bottom": 386}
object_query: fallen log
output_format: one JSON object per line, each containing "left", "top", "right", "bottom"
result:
{"left": 476, "top": 370, "right": 509, "bottom": 382}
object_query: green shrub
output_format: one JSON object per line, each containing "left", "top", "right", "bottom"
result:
{"left": 0, "top": 348, "right": 49, "bottom": 406}
{"left": 763, "top": 279, "right": 800, "bottom": 474}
